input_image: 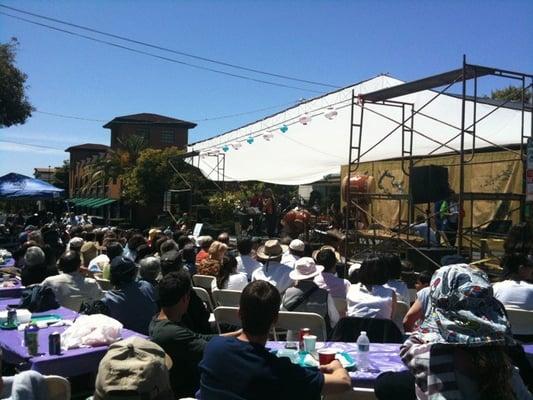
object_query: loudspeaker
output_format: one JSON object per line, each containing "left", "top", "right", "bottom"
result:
{"left": 410, "top": 165, "right": 449, "bottom": 204}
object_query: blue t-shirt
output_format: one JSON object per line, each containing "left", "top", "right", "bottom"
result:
{"left": 102, "top": 280, "right": 157, "bottom": 335}
{"left": 199, "top": 337, "right": 324, "bottom": 400}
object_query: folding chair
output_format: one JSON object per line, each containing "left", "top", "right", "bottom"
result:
{"left": 408, "top": 289, "right": 417, "bottom": 304}
{"left": 212, "top": 289, "right": 242, "bottom": 307}
{"left": 193, "top": 287, "right": 214, "bottom": 312}
{"left": 213, "top": 306, "right": 242, "bottom": 334}
{"left": 94, "top": 276, "right": 112, "bottom": 291}
{"left": 330, "top": 317, "right": 404, "bottom": 343}
{"left": 45, "top": 375, "right": 71, "bottom": 400}
{"left": 192, "top": 275, "right": 216, "bottom": 292}
{"left": 62, "top": 295, "right": 84, "bottom": 312}
{"left": 275, "top": 311, "right": 327, "bottom": 341}
{"left": 505, "top": 306, "right": 533, "bottom": 336}
{"left": 392, "top": 301, "right": 410, "bottom": 332}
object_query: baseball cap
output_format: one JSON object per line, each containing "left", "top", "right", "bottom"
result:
{"left": 110, "top": 256, "right": 137, "bottom": 282}
{"left": 94, "top": 337, "right": 173, "bottom": 400}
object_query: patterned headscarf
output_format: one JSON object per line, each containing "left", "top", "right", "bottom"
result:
{"left": 416, "top": 263, "right": 512, "bottom": 345}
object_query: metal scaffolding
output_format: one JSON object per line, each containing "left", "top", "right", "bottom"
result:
{"left": 344, "top": 57, "right": 533, "bottom": 264}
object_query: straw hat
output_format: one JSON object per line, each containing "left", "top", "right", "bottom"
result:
{"left": 312, "top": 245, "right": 342, "bottom": 262}
{"left": 256, "top": 239, "right": 288, "bottom": 260}
{"left": 289, "top": 257, "right": 324, "bottom": 281}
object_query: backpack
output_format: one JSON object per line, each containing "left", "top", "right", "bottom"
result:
{"left": 19, "top": 285, "right": 60, "bottom": 312}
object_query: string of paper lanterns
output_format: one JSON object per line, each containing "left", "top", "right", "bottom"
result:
{"left": 216, "top": 106, "right": 340, "bottom": 152}
{"left": 196, "top": 92, "right": 352, "bottom": 155}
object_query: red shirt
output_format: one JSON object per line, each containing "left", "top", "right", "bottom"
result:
{"left": 196, "top": 249, "right": 209, "bottom": 264}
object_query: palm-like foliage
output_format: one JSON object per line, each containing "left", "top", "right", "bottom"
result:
{"left": 80, "top": 135, "right": 147, "bottom": 196}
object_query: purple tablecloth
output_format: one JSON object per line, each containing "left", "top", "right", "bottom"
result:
{"left": 267, "top": 341, "right": 407, "bottom": 388}
{"left": 0, "top": 298, "right": 146, "bottom": 376}
{"left": 0, "top": 257, "right": 16, "bottom": 268}
{"left": 0, "top": 278, "right": 23, "bottom": 298}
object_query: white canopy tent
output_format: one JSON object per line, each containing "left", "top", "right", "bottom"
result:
{"left": 188, "top": 75, "right": 531, "bottom": 185}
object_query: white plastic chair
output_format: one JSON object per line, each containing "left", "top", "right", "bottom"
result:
{"left": 213, "top": 306, "right": 242, "bottom": 333}
{"left": 45, "top": 375, "right": 71, "bottom": 400}
{"left": 275, "top": 311, "right": 327, "bottom": 341}
{"left": 193, "top": 287, "right": 214, "bottom": 312}
{"left": 408, "top": 288, "right": 417, "bottom": 304}
{"left": 192, "top": 275, "right": 216, "bottom": 292}
{"left": 505, "top": 306, "right": 533, "bottom": 336}
{"left": 62, "top": 295, "right": 84, "bottom": 312}
{"left": 94, "top": 276, "right": 112, "bottom": 291}
{"left": 392, "top": 301, "right": 410, "bottom": 333}
{"left": 212, "top": 289, "right": 242, "bottom": 307}
{"left": 324, "top": 387, "right": 376, "bottom": 400}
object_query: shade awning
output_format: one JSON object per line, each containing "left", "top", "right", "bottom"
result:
{"left": 75, "top": 198, "right": 93, "bottom": 206}
{"left": 188, "top": 74, "right": 531, "bottom": 185}
{"left": 89, "top": 198, "right": 116, "bottom": 208}
{"left": 0, "top": 173, "right": 64, "bottom": 199}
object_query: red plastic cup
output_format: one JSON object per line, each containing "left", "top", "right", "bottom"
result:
{"left": 317, "top": 349, "right": 336, "bottom": 365}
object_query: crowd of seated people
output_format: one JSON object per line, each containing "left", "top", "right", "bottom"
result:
{"left": 1, "top": 215, "right": 532, "bottom": 399}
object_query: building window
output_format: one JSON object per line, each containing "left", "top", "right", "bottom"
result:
{"left": 135, "top": 128, "right": 150, "bottom": 144}
{"left": 161, "top": 130, "right": 175, "bottom": 145}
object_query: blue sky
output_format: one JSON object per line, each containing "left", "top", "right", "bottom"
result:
{"left": 0, "top": 0, "right": 532, "bottom": 176}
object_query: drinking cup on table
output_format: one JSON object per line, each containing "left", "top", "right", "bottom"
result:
{"left": 303, "top": 335, "right": 317, "bottom": 353}
{"left": 317, "top": 348, "right": 337, "bottom": 365}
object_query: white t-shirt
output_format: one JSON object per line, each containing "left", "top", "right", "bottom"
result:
{"left": 236, "top": 255, "right": 262, "bottom": 280}
{"left": 211, "top": 272, "right": 249, "bottom": 291}
{"left": 493, "top": 280, "right": 533, "bottom": 311}
{"left": 251, "top": 261, "right": 293, "bottom": 293}
{"left": 346, "top": 283, "right": 394, "bottom": 319}
{"left": 385, "top": 279, "right": 410, "bottom": 304}
{"left": 313, "top": 272, "right": 351, "bottom": 299}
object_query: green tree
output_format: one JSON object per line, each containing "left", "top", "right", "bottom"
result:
{"left": 121, "top": 146, "right": 210, "bottom": 206}
{"left": 491, "top": 85, "right": 531, "bottom": 103}
{"left": 0, "top": 38, "right": 33, "bottom": 127}
{"left": 51, "top": 160, "right": 70, "bottom": 193}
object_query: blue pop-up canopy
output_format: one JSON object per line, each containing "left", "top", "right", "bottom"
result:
{"left": 0, "top": 173, "right": 64, "bottom": 199}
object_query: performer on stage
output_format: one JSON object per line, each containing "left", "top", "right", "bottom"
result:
{"left": 440, "top": 191, "right": 460, "bottom": 246}
{"left": 262, "top": 188, "right": 277, "bottom": 237}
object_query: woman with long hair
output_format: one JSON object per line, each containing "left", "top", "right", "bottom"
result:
{"left": 198, "top": 241, "right": 228, "bottom": 277}
{"left": 212, "top": 255, "right": 247, "bottom": 291}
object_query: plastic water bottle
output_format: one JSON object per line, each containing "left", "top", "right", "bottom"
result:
{"left": 356, "top": 331, "right": 370, "bottom": 371}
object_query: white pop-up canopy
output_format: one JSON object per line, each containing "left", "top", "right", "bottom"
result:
{"left": 188, "top": 75, "right": 530, "bottom": 185}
